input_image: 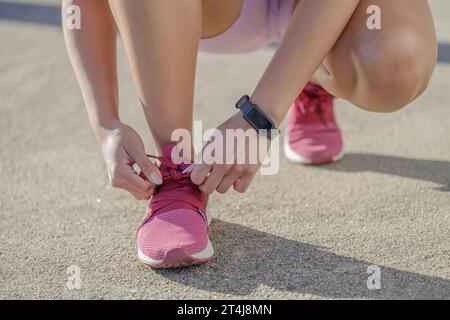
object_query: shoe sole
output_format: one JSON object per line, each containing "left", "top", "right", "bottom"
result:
{"left": 138, "top": 210, "right": 214, "bottom": 269}
{"left": 284, "top": 136, "right": 345, "bottom": 165}
{"left": 138, "top": 239, "right": 214, "bottom": 269}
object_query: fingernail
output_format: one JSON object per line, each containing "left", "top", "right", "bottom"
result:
{"left": 149, "top": 172, "right": 163, "bottom": 185}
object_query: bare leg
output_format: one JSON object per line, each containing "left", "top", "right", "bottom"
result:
{"left": 107, "top": 0, "right": 436, "bottom": 157}
{"left": 251, "top": 0, "right": 437, "bottom": 124}
{"left": 108, "top": 0, "right": 203, "bottom": 157}
{"left": 310, "top": 0, "right": 437, "bottom": 112}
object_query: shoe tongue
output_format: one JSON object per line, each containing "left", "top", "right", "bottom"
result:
{"left": 162, "top": 143, "right": 177, "bottom": 158}
{"left": 162, "top": 143, "right": 192, "bottom": 168}
{"left": 149, "top": 144, "right": 207, "bottom": 217}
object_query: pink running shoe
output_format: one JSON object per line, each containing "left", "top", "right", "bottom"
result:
{"left": 285, "top": 83, "right": 344, "bottom": 165}
{"left": 137, "top": 144, "right": 213, "bottom": 268}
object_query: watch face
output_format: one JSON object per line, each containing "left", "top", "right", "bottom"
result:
{"left": 245, "top": 107, "right": 272, "bottom": 130}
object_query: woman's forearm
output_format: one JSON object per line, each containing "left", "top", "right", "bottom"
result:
{"left": 251, "top": 0, "right": 361, "bottom": 125}
{"left": 62, "top": 0, "right": 119, "bottom": 141}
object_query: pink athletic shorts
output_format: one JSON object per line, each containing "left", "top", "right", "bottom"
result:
{"left": 199, "top": 0, "right": 296, "bottom": 54}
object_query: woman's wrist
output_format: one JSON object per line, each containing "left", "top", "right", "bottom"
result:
{"left": 90, "top": 116, "right": 121, "bottom": 143}
{"left": 249, "top": 92, "right": 287, "bottom": 127}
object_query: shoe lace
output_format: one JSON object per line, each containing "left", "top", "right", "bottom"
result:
{"left": 141, "top": 153, "right": 207, "bottom": 220}
{"left": 294, "top": 84, "right": 334, "bottom": 125}
{"left": 151, "top": 154, "right": 191, "bottom": 186}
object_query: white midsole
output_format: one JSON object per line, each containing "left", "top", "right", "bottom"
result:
{"left": 284, "top": 136, "right": 345, "bottom": 164}
{"left": 203, "top": 209, "right": 213, "bottom": 226}
{"left": 138, "top": 239, "right": 214, "bottom": 265}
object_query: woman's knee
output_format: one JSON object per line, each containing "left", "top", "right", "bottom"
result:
{"left": 348, "top": 28, "right": 437, "bottom": 112}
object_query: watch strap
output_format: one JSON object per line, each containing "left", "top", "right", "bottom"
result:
{"left": 235, "top": 95, "right": 279, "bottom": 139}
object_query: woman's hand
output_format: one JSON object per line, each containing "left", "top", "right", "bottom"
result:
{"left": 98, "top": 121, "right": 162, "bottom": 200}
{"left": 190, "top": 112, "right": 269, "bottom": 194}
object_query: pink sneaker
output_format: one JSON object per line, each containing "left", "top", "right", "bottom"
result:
{"left": 137, "top": 144, "right": 213, "bottom": 268}
{"left": 285, "top": 83, "right": 344, "bottom": 165}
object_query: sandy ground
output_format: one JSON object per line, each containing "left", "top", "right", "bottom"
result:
{"left": 0, "top": 0, "right": 449, "bottom": 300}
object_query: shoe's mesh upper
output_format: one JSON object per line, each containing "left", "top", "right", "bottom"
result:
{"left": 137, "top": 208, "right": 208, "bottom": 260}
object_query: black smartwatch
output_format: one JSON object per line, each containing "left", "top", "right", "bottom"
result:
{"left": 235, "top": 95, "right": 280, "bottom": 140}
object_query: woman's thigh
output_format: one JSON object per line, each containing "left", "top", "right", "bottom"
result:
{"left": 317, "top": 0, "right": 437, "bottom": 111}
{"left": 200, "top": 0, "right": 284, "bottom": 54}
{"left": 201, "top": 0, "right": 243, "bottom": 38}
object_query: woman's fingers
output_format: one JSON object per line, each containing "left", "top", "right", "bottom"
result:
{"left": 101, "top": 122, "right": 162, "bottom": 200}
{"left": 110, "top": 164, "right": 155, "bottom": 200}
{"left": 124, "top": 175, "right": 155, "bottom": 199}
{"left": 134, "top": 152, "right": 163, "bottom": 185}
{"left": 201, "top": 164, "right": 246, "bottom": 194}
{"left": 190, "top": 163, "right": 213, "bottom": 186}
{"left": 216, "top": 170, "right": 241, "bottom": 194}
{"left": 110, "top": 176, "right": 152, "bottom": 200}
{"left": 121, "top": 165, "right": 154, "bottom": 193}
{"left": 198, "top": 166, "right": 229, "bottom": 194}
{"left": 233, "top": 172, "right": 255, "bottom": 193}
